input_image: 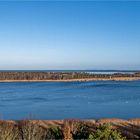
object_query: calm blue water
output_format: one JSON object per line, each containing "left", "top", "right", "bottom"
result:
{"left": 0, "top": 81, "right": 140, "bottom": 120}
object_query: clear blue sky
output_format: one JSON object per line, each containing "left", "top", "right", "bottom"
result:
{"left": 0, "top": 1, "right": 140, "bottom": 70}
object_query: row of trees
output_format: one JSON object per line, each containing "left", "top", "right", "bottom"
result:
{"left": 0, "top": 72, "right": 139, "bottom": 80}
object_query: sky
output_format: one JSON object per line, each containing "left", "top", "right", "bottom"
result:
{"left": 0, "top": 1, "right": 140, "bottom": 70}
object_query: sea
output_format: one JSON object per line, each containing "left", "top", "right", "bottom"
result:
{"left": 0, "top": 70, "right": 140, "bottom": 120}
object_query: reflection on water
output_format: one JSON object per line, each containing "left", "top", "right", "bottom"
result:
{"left": 0, "top": 80, "right": 140, "bottom": 120}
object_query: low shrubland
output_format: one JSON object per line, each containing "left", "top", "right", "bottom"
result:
{"left": 0, "top": 72, "right": 138, "bottom": 81}
{"left": 0, "top": 120, "right": 127, "bottom": 140}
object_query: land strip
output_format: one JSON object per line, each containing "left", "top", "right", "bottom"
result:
{"left": 0, "top": 72, "right": 140, "bottom": 82}
{"left": 0, "top": 77, "right": 140, "bottom": 82}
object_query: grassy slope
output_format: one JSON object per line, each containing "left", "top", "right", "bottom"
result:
{"left": 0, "top": 119, "right": 140, "bottom": 139}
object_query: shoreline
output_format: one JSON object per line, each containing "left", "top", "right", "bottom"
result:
{"left": 0, "top": 77, "right": 140, "bottom": 82}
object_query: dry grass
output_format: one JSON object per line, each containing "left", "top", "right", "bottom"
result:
{"left": 18, "top": 120, "right": 47, "bottom": 140}
{"left": 0, "top": 119, "right": 139, "bottom": 139}
{"left": 0, "top": 121, "right": 20, "bottom": 140}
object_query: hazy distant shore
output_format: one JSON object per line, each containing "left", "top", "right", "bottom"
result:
{"left": 0, "top": 77, "right": 140, "bottom": 82}
{"left": 0, "top": 71, "right": 140, "bottom": 82}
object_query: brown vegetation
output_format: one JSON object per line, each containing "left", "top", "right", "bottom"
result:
{"left": 0, "top": 72, "right": 140, "bottom": 81}
{"left": 0, "top": 119, "right": 140, "bottom": 139}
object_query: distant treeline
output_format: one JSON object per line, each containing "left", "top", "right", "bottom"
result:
{"left": 0, "top": 72, "right": 139, "bottom": 80}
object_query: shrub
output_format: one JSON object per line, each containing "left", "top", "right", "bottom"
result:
{"left": 88, "top": 123, "right": 125, "bottom": 140}
{"left": 0, "top": 121, "right": 20, "bottom": 140}
{"left": 73, "top": 122, "right": 91, "bottom": 140}
{"left": 48, "top": 127, "right": 64, "bottom": 140}
{"left": 63, "top": 120, "right": 74, "bottom": 140}
{"left": 18, "top": 120, "right": 47, "bottom": 140}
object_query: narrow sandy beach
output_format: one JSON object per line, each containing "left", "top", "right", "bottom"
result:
{"left": 0, "top": 77, "right": 140, "bottom": 82}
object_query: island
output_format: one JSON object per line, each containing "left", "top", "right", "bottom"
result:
{"left": 0, "top": 72, "right": 140, "bottom": 82}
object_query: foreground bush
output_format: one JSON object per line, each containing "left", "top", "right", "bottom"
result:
{"left": 88, "top": 124, "right": 125, "bottom": 140}
{"left": 0, "top": 121, "right": 19, "bottom": 140}
{"left": 18, "top": 121, "right": 47, "bottom": 140}
{"left": 18, "top": 121, "right": 64, "bottom": 140}
{"left": 73, "top": 122, "right": 91, "bottom": 139}
{"left": 48, "top": 127, "right": 64, "bottom": 140}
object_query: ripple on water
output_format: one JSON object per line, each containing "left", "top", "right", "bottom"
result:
{"left": 0, "top": 81, "right": 140, "bottom": 119}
